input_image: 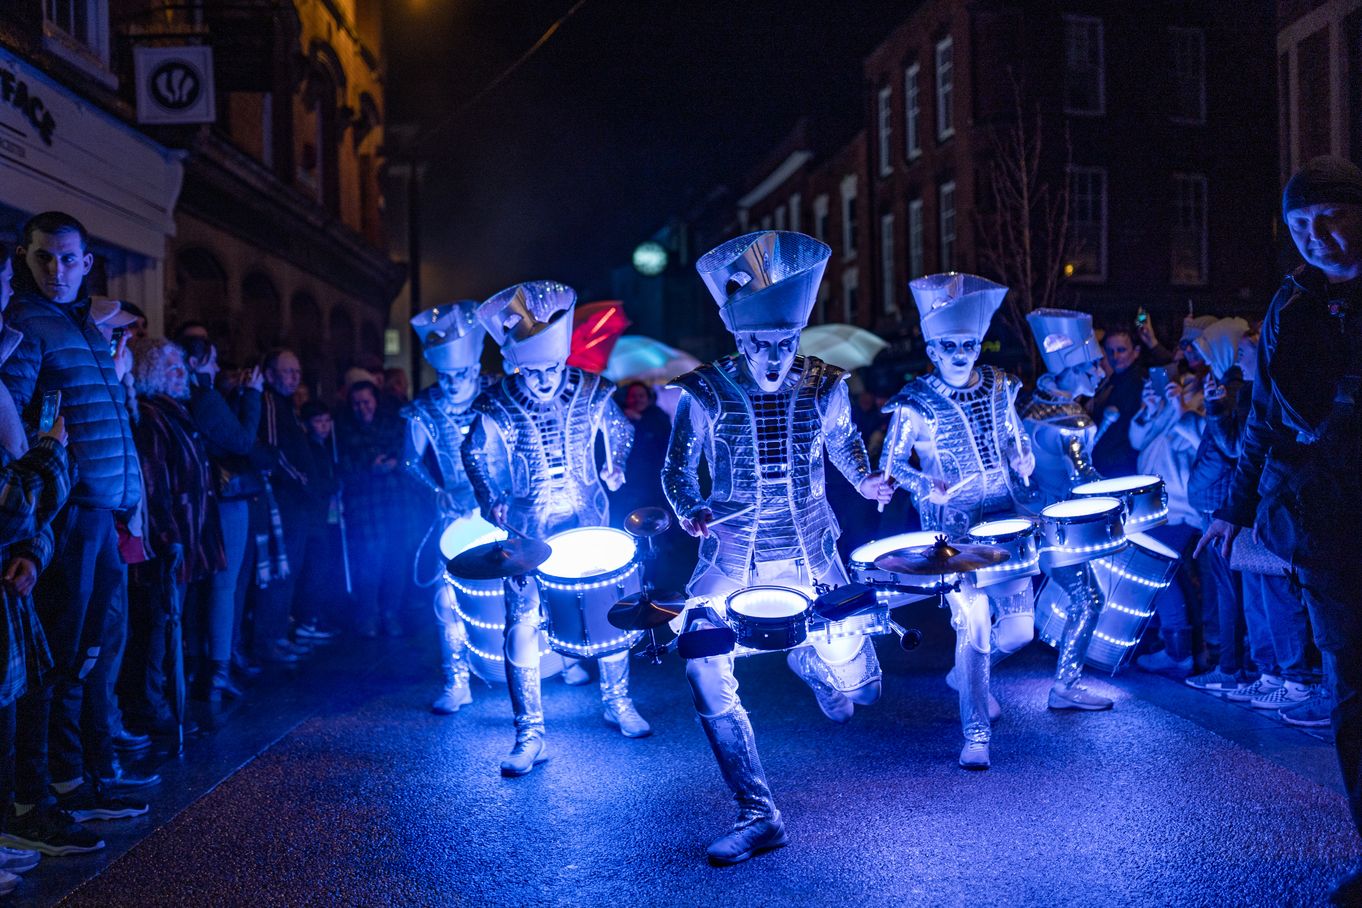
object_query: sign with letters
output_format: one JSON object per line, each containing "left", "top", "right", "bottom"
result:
{"left": 134, "top": 45, "right": 216, "bottom": 125}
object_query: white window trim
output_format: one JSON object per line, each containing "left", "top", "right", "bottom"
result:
{"left": 774, "top": 206, "right": 786, "bottom": 230}
{"left": 880, "top": 212, "right": 897, "bottom": 314}
{"left": 905, "top": 62, "right": 922, "bottom": 160}
{"left": 842, "top": 268, "right": 859, "bottom": 324}
{"left": 841, "top": 174, "right": 859, "bottom": 262}
{"left": 938, "top": 180, "right": 956, "bottom": 272}
{"left": 789, "top": 193, "right": 802, "bottom": 234}
{"left": 935, "top": 36, "right": 954, "bottom": 141}
{"left": 908, "top": 198, "right": 925, "bottom": 280}
{"left": 813, "top": 194, "right": 829, "bottom": 242}
{"left": 1171, "top": 172, "right": 1209, "bottom": 287}
{"left": 42, "top": 1, "right": 116, "bottom": 89}
{"left": 1067, "top": 165, "right": 1109, "bottom": 283}
{"left": 877, "top": 85, "right": 894, "bottom": 177}
{"left": 1169, "top": 27, "right": 1207, "bottom": 125}
{"left": 1063, "top": 14, "right": 1106, "bottom": 117}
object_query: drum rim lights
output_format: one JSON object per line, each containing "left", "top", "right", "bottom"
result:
{"left": 1070, "top": 474, "right": 1162, "bottom": 495}
{"left": 1041, "top": 496, "right": 1123, "bottom": 519}
{"left": 726, "top": 584, "right": 812, "bottom": 619}
{"left": 537, "top": 526, "right": 638, "bottom": 581}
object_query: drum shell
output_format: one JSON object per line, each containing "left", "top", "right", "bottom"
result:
{"left": 848, "top": 531, "right": 941, "bottom": 605}
{"left": 1040, "top": 497, "right": 1127, "bottom": 569}
{"left": 1072, "top": 475, "right": 1169, "bottom": 533}
{"left": 1035, "top": 532, "right": 1179, "bottom": 673}
{"left": 966, "top": 519, "right": 1040, "bottom": 588}
{"left": 444, "top": 573, "right": 566, "bottom": 683}
{"left": 726, "top": 586, "right": 812, "bottom": 652}
{"left": 537, "top": 561, "right": 644, "bottom": 659}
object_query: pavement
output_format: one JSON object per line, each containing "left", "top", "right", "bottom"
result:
{"left": 12, "top": 613, "right": 1359, "bottom": 908}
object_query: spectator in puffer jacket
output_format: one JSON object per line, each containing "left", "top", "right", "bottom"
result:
{"left": 0, "top": 212, "right": 150, "bottom": 850}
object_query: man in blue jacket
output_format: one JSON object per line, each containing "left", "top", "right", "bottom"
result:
{"left": 0, "top": 212, "right": 147, "bottom": 854}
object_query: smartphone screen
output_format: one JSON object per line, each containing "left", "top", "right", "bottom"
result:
{"left": 39, "top": 390, "right": 61, "bottom": 432}
{"left": 109, "top": 327, "right": 126, "bottom": 358}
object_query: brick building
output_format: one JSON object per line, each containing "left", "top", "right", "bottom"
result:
{"left": 1277, "top": 0, "right": 1362, "bottom": 179}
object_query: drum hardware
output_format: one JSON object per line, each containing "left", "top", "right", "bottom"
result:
{"left": 616, "top": 508, "right": 687, "bottom": 663}
{"left": 726, "top": 586, "right": 812, "bottom": 651}
{"left": 447, "top": 537, "right": 552, "bottom": 581}
{"left": 675, "top": 605, "right": 737, "bottom": 660}
{"left": 872, "top": 535, "right": 1011, "bottom": 576}
{"left": 1070, "top": 474, "right": 1170, "bottom": 532}
{"left": 966, "top": 518, "right": 1041, "bottom": 586}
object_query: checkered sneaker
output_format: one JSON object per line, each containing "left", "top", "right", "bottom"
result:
{"left": 1185, "top": 670, "right": 1244, "bottom": 695}
{"left": 1226, "top": 674, "right": 1282, "bottom": 703}
{"left": 1250, "top": 680, "right": 1313, "bottom": 710}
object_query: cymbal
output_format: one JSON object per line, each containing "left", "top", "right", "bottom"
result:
{"left": 874, "top": 537, "right": 1010, "bottom": 576}
{"left": 608, "top": 591, "right": 686, "bottom": 630}
{"left": 447, "top": 538, "right": 551, "bottom": 580}
{"left": 624, "top": 507, "right": 672, "bottom": 538}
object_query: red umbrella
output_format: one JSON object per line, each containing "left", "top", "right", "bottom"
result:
{"left": 568, "top": 300, "right": 631, "bottom": 373}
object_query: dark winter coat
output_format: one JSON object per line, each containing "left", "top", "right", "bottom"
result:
{"left": 1188, "top": 373, "right": 1251, "bottom": 514}
{"left": 133, "top": 395, "right": 226, "bottom": 585}
{"left": 258, "top": 388, "right": 321, "bottom": 516}
{"left": 0, "top": 291, "right": 140, "bottom": 510}
{"left": 189, "top": 377, "right": 270, "bottom": 498}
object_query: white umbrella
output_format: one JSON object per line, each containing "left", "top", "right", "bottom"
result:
{"left": 604, "top": 335, "right": 701, "bottom": 385}
{"left": 798, "top": 323, "right": 888, "bottom": 371}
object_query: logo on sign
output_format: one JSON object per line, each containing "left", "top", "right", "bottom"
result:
{"left": 149, "top": 60, "right": 201, "bottom": 112}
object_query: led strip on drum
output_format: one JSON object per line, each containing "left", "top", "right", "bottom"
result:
{"left": 1125, "top": 506, "right": 1171, "bottom": 530}
{"left": 1101, "top": 561, "right": 1174, "bottom": 590}
{"left": 972, "top": 552, "right": 1040, "bottom": 574}
{"left": 536, "top": 561, "right": 641, "bottom": 592}
{"left": 545, "top": 631, "right": 642, "bottom": 657}
{"left": 446, "top": 576, "right": 503, "bottom": 599}
{"left": 1040, "top": 538, "right": 1126, "bottom": 558}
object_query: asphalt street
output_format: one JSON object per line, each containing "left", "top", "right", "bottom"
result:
{"left": 15, "top": 613, "right": 1358, "bottom": 908}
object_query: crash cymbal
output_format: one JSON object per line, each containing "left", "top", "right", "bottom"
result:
{"left": 624, "top": 507, "right": 672, "bottom": 538}
{"left": 873, "top": 536, "right": 1010, "bottom": 576}
{"left": 446, "top": 538, "right": 551, "bottom": 580}
{"left": 608, "top": 591, "right": 686, "bottom": 631}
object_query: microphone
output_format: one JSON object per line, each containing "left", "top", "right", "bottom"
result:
{"left": 1093, "top": 406, "right": 1120, "bottom": 444}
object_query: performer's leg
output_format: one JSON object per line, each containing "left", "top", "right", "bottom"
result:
{"left": 950, "top": 588, "right": 993, "bottom": 769}
{"left": 686, "top": 654, "right": 786, "bottom": 865}
{"left": 989, "top": 580, "right": 1036, "bottom": 664}
{"left": 432, "top": 583, "right": 473, "bottom": 715}
{"left": 597, "top": 652, "right": 651, "bottom": 738}
{"left": 1047, "top": 563, "right": 1113, "bottom": 711}
{"left": 501, "top": 576, "right": 547, "bottom": 776}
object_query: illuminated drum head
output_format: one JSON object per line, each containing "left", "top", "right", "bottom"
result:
{"left": 727, "top": 586, "right": 810, "bottom": 619}
{"left": 1042, "top": 497, "right": 1122, "bottom": 520}
{"left": 1125, "top": 531, "right": 1180, "bottom": 560}
{"left": 1072, "top": 474, "right": 1161, "bottom": 495}
{"left": 440, "top": 515, "right": 507, "bottom": 560}
{"left": 851, "top": 531, "right": 941, "bottom": 565}
{"left": 540, "top": 527, "right": 636, "bottom": 579}
{"left": 968, "top": 518, "right": 1033, "bottom": 540}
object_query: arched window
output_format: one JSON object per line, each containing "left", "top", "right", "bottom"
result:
{"left": 241, "top": 272, "right": 284, "bottom": 363}
{"left": 290, "top": 291, "right": 325, "bottom": 385}
{"left": 173, "top": 248, "right": 230, "bottom": 350}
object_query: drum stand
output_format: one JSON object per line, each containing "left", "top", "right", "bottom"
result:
{"left": 609, "top": 509, "right": 686, "bottom": 664}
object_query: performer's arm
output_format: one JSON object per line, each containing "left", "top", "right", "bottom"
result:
{"left": 823, "top": 380, "right": 872, "bottom": 486}
{"left": 598, "top": 396, "right": 633, "bottom": 489}
{"left": 404, "top": 419, "right": 442, "bottom": 495}
{"left": 662, "top": 392, "right": 709, "bottom": 529}
{"left": 879, "top": 403, "right": 933, "bottom": 504}
{"left": 460, "top": 411, "right": 507, "bottom": 521}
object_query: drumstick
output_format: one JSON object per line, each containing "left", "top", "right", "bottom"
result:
{"left": 707, "top": 504, "right": 754, "bottom": 527}
{"left": 879, "top": 412, "right": 903, "bottom": 514}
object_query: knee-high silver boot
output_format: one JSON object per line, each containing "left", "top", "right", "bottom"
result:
{"left": 1048, "top": 564, "right": 1113, "bottom": 711}
{"left": 598, "top": 654, "right": 650, "bottom": 738}
{"left": 501, "top": 664, "right": 548, "bottom": 776}
{"left": 786, "top": 645, "right": 854, "bottom": 723}
{"left": 433, "top": 589, "right": 473, "bottom": 715}
{"left": 699, "top": 705, "right": 787, "bottom": 865}
{"left": 958, "top": 640, "right": 992, "bottom": 770}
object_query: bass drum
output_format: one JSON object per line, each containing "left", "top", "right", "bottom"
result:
{"left": 441, "top": 513, "right": 566, "bottom": 684}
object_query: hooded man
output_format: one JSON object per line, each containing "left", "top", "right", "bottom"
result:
{"left": 1199, "top": 156, "right": 1362, "bottom": 907}
{"left": 461, "top": 281, "right": 648, "bottom": 778}
{"left": 661, "top": 230, "right": 892, "bottom": 865}
{"left": 1022, "top": 308, "right": 1116, "bottom": 712}
{"left": 879, "top": 272, "right": 1036, "bottom": 769}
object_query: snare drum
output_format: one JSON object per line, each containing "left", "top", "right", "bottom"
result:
{"left": 966, "top": 518, "right": 1040, "bottom": 587}
{"left": 536, "top": 527, "right": 644, "bottom": 658}
{"left": 1036, "top": 531, "right": 1179, "bottom": 673}
{"left": 1039, "top": 496, "right": 1127, "bottom": 569}
{"left": 848, "top": 532, "right": 940, "bottom": 608}
{"left": 1071, "top": 474, "right": 1169, "bottom": 532}
{"left": 442, "top": 514, "right": 566, "bottom": 683}
{"left": 726, "top": 586, "right": 812, "bottom": 651}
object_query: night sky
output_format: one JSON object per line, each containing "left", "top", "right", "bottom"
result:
{"left": 381, "top": 0, "right": 908, "bottom": 304}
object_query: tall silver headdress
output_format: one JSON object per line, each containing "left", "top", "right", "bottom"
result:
{"left": 1026, "top": 308, "right": 1102, "bottom": 374}
{"left": 476, "top": 281, "right": 577, "bottom": 371}
{"left": 696, "top": 231, "right": 830, "bottom": 334}
{"left": 411, "top": 300, "right": 485, "bottom": 372}
{"left": 910, "top": 272, "right": 1007, "bottom": 342}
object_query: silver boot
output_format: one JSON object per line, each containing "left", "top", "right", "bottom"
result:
{"left": 699, "top": 705, "right": 788, "bottom": 865}
{"left": 598, "top": 654, "right": 651, "bottom": 738}
{"left": 501, "top": 663, "right": 548, "bottom": 776}
{"left": 785, "top": 646, "right": 853, "bottom": 723}
{"left": 432, "top": 602, "right": 473, "bottom": 715}
{"left": 957, "top": 641, "right": 992, "bottom": 770}
{"left": 1048, "top": 563, "right": 1113, "bottom": 711}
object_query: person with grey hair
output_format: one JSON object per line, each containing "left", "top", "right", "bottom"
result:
{"left": 1200, "top": 155, "right": 1362, "bottom": 906}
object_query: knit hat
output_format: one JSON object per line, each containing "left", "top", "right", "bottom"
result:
{"left": 1282, "top": 156, "right": 1362, "bottom": 218}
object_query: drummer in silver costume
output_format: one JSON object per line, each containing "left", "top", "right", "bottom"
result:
{"left": 663, "top": 231, "right": 893, "bottom": 865}
{"left": 402, "top": 301, "right": 488, "bottom": 715}
{"left": 879, "top": 272, "right": 1036, "bottom": 769}
{"left": 460, "top": 281, "right": 650, "bottom": 778}
{"left": 1021, "top": 308, "right": 1113, "bottom": 711}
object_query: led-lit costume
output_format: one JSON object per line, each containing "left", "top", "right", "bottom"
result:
{"left": 663, "top": 231, "right": 890, "bottom": 865}
{"left": 402, "top": 301, "right": 486, "bottom": 715}
{"left": 879, "top": 273, "right": 1036, "bottom": 768}
{"left": 1021, "top": 308, "right": 1114, "bottom": 710}
{"left": 461, "top": 281, "right": 648, "bottom": 777}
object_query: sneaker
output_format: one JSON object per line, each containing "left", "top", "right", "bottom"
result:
{"left": 97, "top": 763, "right": 163, "bottom": 790}
{"left": 0, "top": 804, "right": 105, "bottom": 856}
{"left": 55, "top": 782, "right": 149, "bottom": 822}
{"left": 0, "top": 846, "right": 40, "bottom": 873}
{"left": 112, "top": 729, "right": 152, "bottom": 752}
{"left": 1226, "top": 673, "right": 1282, "bottom": 703}
{"left": 1280, "top": 688, "right": 1333, "bottom": 727}
{"left": 294, "top": 622, "right": 337, "bottom": 642}
{"left": 1048, "top": 684, "right": 1114, "bottom": 711}
{"left": 561, "top": 661, "right": 591, "bottom": 686}
{"left": 1251, "top": 679, "right": 1313, "bottom": 710}
{"left": 1135, "top": 648, "right": 1194, "bottom": 676}
{"left": 1185, "top": 669, "right": 1245, "bottom": 695}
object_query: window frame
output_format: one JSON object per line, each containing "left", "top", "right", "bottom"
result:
{"left": 1062, "top": 14, "right": 1106, "bottom": 117}
{"left": 841, "top": 175, "right": 859, "bottom": 261}
{"left": 1168, "top": 27, "right": 1207, "bottom": 125}
{"left": 938, "top": 180, "right": 957, "bottom": 272}
{"left": 935, "top": 36, "right": 955, "bottom": 141}
{"left": 877, "top": 84, "right": 894, "bottom": 177}
{"left": 1170, "top": 172, "right": 1209, "bottom": 287}
{"left": 1066, "top": 165, "right": 1109, "bottom": 283}
{"left": 880, "top": 212, "right": 897, "bottom": 314}
{"left": 908, "top": 197, "right": 925, "bottom": 280}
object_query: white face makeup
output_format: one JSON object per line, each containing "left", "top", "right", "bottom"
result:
{"left": 438, "top": 366, "right": 481, "bottom": 408}
{"left": 926, "top": 334, "right": 982, "bottom": 389}
{"left": 517, "top": 361, "right": 565, "bottom": 402}
{"left": 735, "top": 330, "right": 800, "bottom": 392}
